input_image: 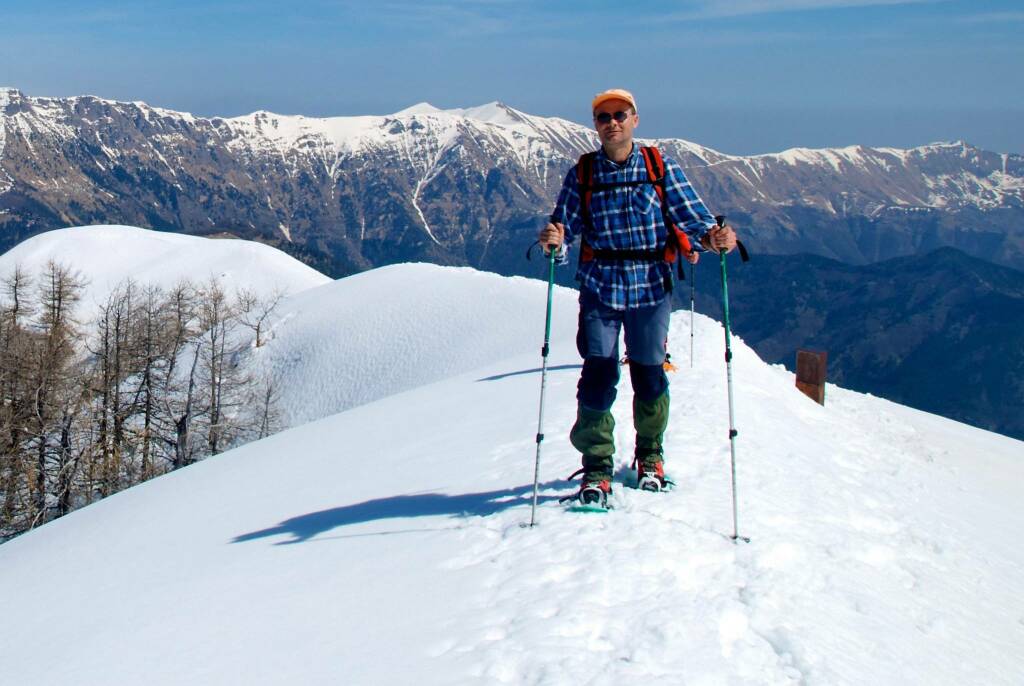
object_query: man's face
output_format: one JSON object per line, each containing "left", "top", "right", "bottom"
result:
{"left": 593, "top": 98, "right": 638, "bottom": 147}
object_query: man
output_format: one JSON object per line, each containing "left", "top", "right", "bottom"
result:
{"left": 539, "top": 88, "right": 737, "bottom": 508}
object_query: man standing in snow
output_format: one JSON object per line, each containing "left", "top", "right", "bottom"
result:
{"left": 539, "top": 88, "right": 737, "bottom": 508}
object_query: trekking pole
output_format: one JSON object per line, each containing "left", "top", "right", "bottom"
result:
{"left": 714, "top": 215, "right": 751, "bottom": 544}
{"left": 528, "top": 244, "right": 557, "bottom": 527}
{"left": 690, "top": 260, "right": 696, "bottom": 368}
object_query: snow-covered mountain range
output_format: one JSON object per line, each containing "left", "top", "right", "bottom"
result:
{"left": 1, "top": 226, "right": 1021, "bottom": 684}
{"left": 2, "top": 87, "right": 1022, "bottom": 276}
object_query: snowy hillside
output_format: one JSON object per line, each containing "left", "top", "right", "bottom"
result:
{"left": 0, "top": 224, "right": 331, "bottom": 318}
{"left": 250, "top": 263, "right": 579, "bottom": 427}
{"left": 1, "top": 263, "right": 1021, "bottom": 685}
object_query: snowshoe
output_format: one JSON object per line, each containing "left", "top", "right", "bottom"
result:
{"left": 633, "top": 457, "right": 673, "bottom": 492}
{"left": 558, "top": 469, "right": 612, "bottom": 513}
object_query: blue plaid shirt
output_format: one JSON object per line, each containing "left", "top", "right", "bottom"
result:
{"left": 551, "top": 145, "right": 717, "bottom": 310}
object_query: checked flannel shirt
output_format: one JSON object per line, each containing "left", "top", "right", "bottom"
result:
{"left": 551, "top": 144, "right": 717, "bottom": 310}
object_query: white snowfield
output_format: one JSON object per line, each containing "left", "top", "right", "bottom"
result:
{"left": 1, "top": 261, "right": 1023, "bottom": 685}
{"left": 0, "top": 224, "right": 332, "bottom": 319}
{"left": 251, "top": 263, "right": 579, "bottom": 428}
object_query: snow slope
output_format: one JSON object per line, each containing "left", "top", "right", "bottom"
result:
{"left": 250, "top": 263, "right": 579, "bottom": 427}
{"left": 0, "top": 224, "right": 331, "bottom": 319}
{"left": 1, "top": 264, "right": 1022, "bottom": 685}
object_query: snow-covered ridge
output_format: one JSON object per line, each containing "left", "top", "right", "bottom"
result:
{"left": 251, "top": 262, "right": 578, "bottom": 428}
{"left": 1, "top": 261, "right": 1021, "bottom": 684}
{"left": 221, "top": 100, "right": 1020, "bottom": 175}
{"left": 10, "top": 86, "right": 1015, "bottom": 171}
{"left": 4, "top": 87, "right": 1020, "bottom": 164}
{"left": 1, "top": 87, "right": 1022, "bottom": 233}
{"left": 0, "top": 88, "right": 11, "bottom": 194}
{"left": 0, "top": 225, "right": 331, "bottom": 319}
{"left": 212, "top": 98, "right": 1021, "bottom": 211}
{"left": 754, "top": 140, "right": 994, "bottom": 169}
{"left": 218, "top": 99, "right": 593, "bottom": 165}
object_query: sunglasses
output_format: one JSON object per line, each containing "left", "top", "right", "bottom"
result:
{"left": 594, "top": 110, "right": 633, "bottom": 125}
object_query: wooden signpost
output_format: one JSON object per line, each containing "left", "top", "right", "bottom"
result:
{"left": 796, "top": 350, "right": 828, "bottom": 405}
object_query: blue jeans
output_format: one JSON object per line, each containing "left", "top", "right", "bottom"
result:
{"left": 575, "top": 289, "right": 670, "bottom": 412}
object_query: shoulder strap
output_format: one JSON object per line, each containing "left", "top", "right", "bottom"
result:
{"left": 640, "top": 146, "right": 666, "bottom": 184}
{"left": 576, "top": 152, "right": 597, "bottom": 216}
{"left": 576, "top": 152, "right": 598, "bottom": 262}
{"left": 576, "top": 151, "right": 596, "bottom": 186}
{"left": 640, "top": 146, "right": 692, "bottom": 273}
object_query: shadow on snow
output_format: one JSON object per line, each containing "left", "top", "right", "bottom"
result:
{"left": 232, "top": 481, "right": 567, "bottom": 545}
{"left": 476, "top": 364, "right": 582, "bottom": 382}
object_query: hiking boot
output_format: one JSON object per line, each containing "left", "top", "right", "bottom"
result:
{"left": 635, "top": 456, "right": 667, "bottom": 492}
{"left": 632, "top": 392, "right": 669, "bottom": 491}
{"left": 558, "top": 467, "right": 612, "bottom": 509}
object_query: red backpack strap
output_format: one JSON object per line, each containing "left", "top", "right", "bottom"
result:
{"left": 640, "top": 145, "right": 668, "bottom": 211}
{"left": 640, "top": 146, "right": 666, "bottom": 187}
{"left": 576, "top": 152, "right": 597, "bottom": 262}
{"left": 640, "top": 146, "right": 693, "bottom": 269}
{"left": 577, "top": 151, "right": 597, "bottom": 207}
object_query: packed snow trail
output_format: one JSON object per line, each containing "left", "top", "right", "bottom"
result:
{"left": 409, "top": 316, "right": 1024, "bottom": 685}
{"left": 1, "top": 266, "right": 1022, "bottom": 685}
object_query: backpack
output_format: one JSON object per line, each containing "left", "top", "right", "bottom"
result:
{"left": 576, "top": 146, "right": 693, "bottom": 279}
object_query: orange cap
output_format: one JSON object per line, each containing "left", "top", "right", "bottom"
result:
{"left": 591, "top": 88, "right": 637, "bottom": 113}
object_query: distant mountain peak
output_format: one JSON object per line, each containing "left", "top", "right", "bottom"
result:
{"left": 391, "top": 102, "right": 444, "bottom": 117}
{"left": 0, "top": 87, "right": 21, "bottom": 109}
{"left": 441, "top": 101, "right": 527, "bottom": 127}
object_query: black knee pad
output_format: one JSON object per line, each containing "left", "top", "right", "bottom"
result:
{"left": 577, "top": 356, "right": 620, "bottom": 411}
{"left": 629, "top": 361, "right": 668, "bottom": 402}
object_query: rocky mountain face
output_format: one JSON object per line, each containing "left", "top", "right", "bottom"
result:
{"left": 2, "top": 88, "right": 1023, "bottom": 278}
{"left": 2, "top": 89, "right": 1022, "bottom": 440}
{"left": 685, "top": 247, "right": 1024, "bottom": 441}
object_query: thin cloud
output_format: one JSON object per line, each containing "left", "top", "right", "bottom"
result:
{"left": 956, "top": 11, "right": 1024, "bottom": 24}
{"left": 332, "top": 1, "right": 522, "bottom": 37}
{"left": 679, "top": 0, "right": 942, "bottom": 19}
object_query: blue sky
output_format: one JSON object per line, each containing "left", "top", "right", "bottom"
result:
{"left": 1, "top": 0, "right": 1021, "bottom": 154}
